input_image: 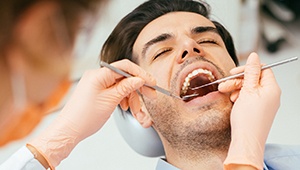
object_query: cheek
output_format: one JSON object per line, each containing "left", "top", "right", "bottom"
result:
{"left": 151, "top": 69, "right": 169, "bottom": 87}
{"left": 142, "top": 61, "right": 174, "bottom": 88}
{"left": 222, "top": 57, "right": 236, "bottom": 74}
{"left": 211, "top": 50, "right": 236, "bottom": 75}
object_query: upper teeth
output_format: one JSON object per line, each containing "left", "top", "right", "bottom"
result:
{"left": 181, "top": 68, "right": 215, "bottom": 94}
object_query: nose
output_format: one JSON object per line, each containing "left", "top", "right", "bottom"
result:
{"left": 176, "top": 38, "right": 203, "bottom": 64}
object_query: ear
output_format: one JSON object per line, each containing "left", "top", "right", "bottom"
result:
{"left": 131, "top": 96, "right": 153, "bottom": 128}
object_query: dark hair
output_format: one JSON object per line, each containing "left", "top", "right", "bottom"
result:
{"left": 101, "top": 0, "right": 239, "bottom": 66}
{"left": 212, "top": 21, "right": 239, "bottom": 65}
{"left": 0, "top": 0, "right": 107, "bottom": 54}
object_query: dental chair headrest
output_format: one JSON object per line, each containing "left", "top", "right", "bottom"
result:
{"left": 113, "top": 106, "right": 165, "bottom": 157}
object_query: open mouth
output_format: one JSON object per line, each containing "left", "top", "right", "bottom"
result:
{"left": 180, "top": 68, "right": 218, "bottom": 102}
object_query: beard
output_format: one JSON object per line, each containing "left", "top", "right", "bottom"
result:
{"left": 142, "top": 57, "right": 232, "bottom": 159}
{"left": 143, "top": 94, "right": 232, "bottom": 159}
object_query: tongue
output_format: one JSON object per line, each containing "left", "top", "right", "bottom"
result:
{"left": 181, "top": 74, "right": 218, "bottom": 101}
{"left": 189, "top": 75, "right": 211, "bottom": 89}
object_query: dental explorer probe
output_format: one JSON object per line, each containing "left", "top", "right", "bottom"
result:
{"left": 191, "top": 56, "right": 298, "bottom": 91}
{"left": 100, "top": 61, "right": 182, "bottom": 100}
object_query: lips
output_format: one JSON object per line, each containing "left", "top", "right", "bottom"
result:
{"left": 179, "top": 67, "right": 219, "bottom": 102}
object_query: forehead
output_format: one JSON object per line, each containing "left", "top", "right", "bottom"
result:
{"left": 133, "top": 11, "right": 215, "bottom": 55}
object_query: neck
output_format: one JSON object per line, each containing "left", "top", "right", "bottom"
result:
{"left": 0, "top": 59, "right": 12, "bottom": 105}
{"left": 0, "top": 59, "right": 14, "bottom": 128}
{"left": 160, "top": 129, "right": 231, "bottom": 170}
{"left": 164, "top": 145, "right": 228, "bottom": 170}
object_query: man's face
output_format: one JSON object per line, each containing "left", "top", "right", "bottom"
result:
{"left": 132, "top": 12, "right": 236, "bottom": 150}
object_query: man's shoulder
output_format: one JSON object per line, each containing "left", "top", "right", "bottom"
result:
{"left": 264, "top": 144, "right": 300, "bottom": 170}
{"left": 155, "top": 145, "right": 300, "bottom": 170}
{"left": 156, "top": 158, "right": 179, "bottom": 170}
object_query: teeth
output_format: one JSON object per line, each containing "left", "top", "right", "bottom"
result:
{"left": 181, "top": 68, "right": 215, "bottom": 94}
{"left": 192, "top": 70, "right": 198, "bottom": 76}
{"left": 183, "top": 81, "right": 190, "bottom": 87}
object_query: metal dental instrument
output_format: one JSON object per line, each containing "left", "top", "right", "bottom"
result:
{"left": 181, "top": 56, "right": 298, "bottom": 101}
{"left": 100, "top": 61, "right": 182, "bottom": 100}
{"left": 191, "top": 56, "right": 298, "bottom": 91}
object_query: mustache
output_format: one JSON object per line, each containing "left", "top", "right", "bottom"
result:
{"left": 181, "top": 56, "right": 225, "bottom": 76}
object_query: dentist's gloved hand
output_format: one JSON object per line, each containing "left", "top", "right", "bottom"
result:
{"left": 28, "top": 59, "right": 156, "bottom": 168}
{"left": 219, "top": 53, "right": 281, "bottom": 170}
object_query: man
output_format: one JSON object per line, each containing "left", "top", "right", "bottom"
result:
{"left": 101, "top": 0, "right": 299, "bottom": 169}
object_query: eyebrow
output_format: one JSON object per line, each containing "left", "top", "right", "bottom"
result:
{"left": 141, "top": 26, "right": 219, "bottom": 57}
{"left": 142, "top": 33, "right": 172, "bottom": 57}
{"left": 191, "top": 26, "right": 219, "bottom": 35}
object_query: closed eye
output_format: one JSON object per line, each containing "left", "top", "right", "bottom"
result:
{"left": 154, "top": 48, "right": 172, "bottom": 60}
{"left": 197, "top": 39, "right": 218, "bottom": 44}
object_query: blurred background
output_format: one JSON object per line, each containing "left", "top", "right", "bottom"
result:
{"left": 1, "top": 0, "right": 299, "bottom": 169}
